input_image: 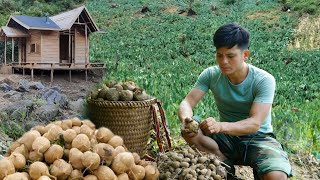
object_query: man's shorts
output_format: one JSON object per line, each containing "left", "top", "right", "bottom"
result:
{"left": 209, "top": 132, "right": 293, "bottom": 177}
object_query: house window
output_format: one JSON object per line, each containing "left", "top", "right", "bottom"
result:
{"left": 30, "top": 43, "right": 36, "bottom": 53}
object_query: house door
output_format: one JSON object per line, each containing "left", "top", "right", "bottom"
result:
{"left": 59, "top": 34, "right": 74, "bottom": 64}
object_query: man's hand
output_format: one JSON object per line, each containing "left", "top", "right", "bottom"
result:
{"left": 181, "top": 117, "right": 198, "bottom": 138}
{"left": 199, "top": 117, "right": 222, "bottom": 135}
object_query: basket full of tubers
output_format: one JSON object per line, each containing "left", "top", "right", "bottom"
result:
{"left": 87, "top": 80, "right": 161, "bottom": 157}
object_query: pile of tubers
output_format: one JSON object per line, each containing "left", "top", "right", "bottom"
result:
{"left": 89, "top": 80, "right": 153, "bottom": 101}
{"left": 157, "top": 146, "right": 226, "bottom": 180}
{"left": 0, "top": 117, "right": 159, "bottom": 180}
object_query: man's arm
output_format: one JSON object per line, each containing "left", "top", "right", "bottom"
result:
{"left": 200, "top": 102, "right": 271, "bottom": 136}
{"left": 178, "top": 88, "right": 206, "bottom": 122}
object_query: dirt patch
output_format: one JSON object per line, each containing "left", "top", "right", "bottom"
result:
{"left": 0, "top": 70, "right": 102, "bottom": 101}
{"left": 246, "top": 8, "right": 280, "bottom": 24}
{"left": 289, "top": 15, "right": 320, "bottom": 50}
{"left": 164, "top": 6, "right": 179, "bottom": 14}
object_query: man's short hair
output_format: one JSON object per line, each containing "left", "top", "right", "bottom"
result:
{"left": 213, "top": 23, "right": 250, "bottom": 50}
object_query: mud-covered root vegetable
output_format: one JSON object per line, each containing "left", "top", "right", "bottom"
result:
{"left": 122, "top": 81, "right": 136, "bottom": 91}
{"left": 119, "top": 90, "right": 134, "bottom": 101}
{"left": 133, "top": 89, "right": 151, "bottom": 101}
{"left": 185, "top": 119, "right": 199, "bottom": 134}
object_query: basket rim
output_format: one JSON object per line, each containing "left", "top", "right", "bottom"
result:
{"left": 87, "top": 98, "right": 158, "bottom": 108}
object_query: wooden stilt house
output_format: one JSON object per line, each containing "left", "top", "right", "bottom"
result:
{"left": 0, "top": 5, "right": 106, "bottom": 82}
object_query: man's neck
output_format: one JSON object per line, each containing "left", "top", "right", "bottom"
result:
{"left": 227, "top": 63, "right": 249, "bottom": 85}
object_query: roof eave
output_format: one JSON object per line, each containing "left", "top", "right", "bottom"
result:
{"left": 10, "top": 16, "right": 31, "bottom": 30}
{"left": 29, "top": 27, "right": 61, "bottom": 31}
{"left": 83, "top": 6, "right": 99, "bottom": 32}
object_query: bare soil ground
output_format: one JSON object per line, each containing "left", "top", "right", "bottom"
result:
{"left": 0, "top": 72, "right": 319, "bottom": 180}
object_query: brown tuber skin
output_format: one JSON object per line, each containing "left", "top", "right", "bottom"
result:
{"left": 111, "top": 152, "right": 135, "bottom": 175}
{"left": 185, "top": 120, "right": 199, "bottom": 134}
{"left": 119, "top": 90, "right": 134, "bottom": 101}
{"left": 28, "top": 161, "right": 51, "bottom": 180}
{"left": 0, "top": 158, "right": 15, "bottom": 180}
{"left": 81, "top": 151, "right": 101, "bottom": 171}
{"left": 93, "top": 166, "right": 117, "bottom": 180}
{"left": 50, "top": 159, "right": 73, "bottom": 180}
{"left": 3, "top": 172, "right": 28, "bottom": 180}
{"left": 108, "top": 135, "right": 124, "bottom": 148}
{"left": 8, "top": 152, "right": 26, "bottom": 170}
{"left": 96, "top": 127, "right": 114, "bottom": 143}
{"left": 72, "top": 134, "right": 91, "bottom": 152}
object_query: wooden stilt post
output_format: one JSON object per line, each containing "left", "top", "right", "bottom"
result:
{"left": 51, "top": 69, "right": 54, "bottom": 83}
{"left": 69, "top": 29, "right": 71, "bottom": 64}
{"left": 85, "top": 24, "right": 88, "bottom": 64}
{"left": 11, "top": 38, "right": 14, "bottom": 64}
{"left": 31, "top": 69, "right": 34, "bottom": 81}
{"left": 23, "top": 68, "right": 25, "bottom": 76}
{"left": 85, "top": 70, "right": 88, "bottom": 82}
{"left": 69, "top": 70, "right": 72, "bottom": 82}
{"left": 4, "top": 36, "right": 6, "bottom": 65}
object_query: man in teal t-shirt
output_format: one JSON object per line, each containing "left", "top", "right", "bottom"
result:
{"left": 178, "top": 23, "right": 292, "bottom": 180}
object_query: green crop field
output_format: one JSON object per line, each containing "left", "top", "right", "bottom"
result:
{"left": 87, "top": 0, "right": 320, "bottom": 155}
{"left": 0, "top": 0, "right": 319, "bottom": 157}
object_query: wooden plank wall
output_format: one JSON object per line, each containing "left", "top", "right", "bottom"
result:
{"left": 26, "top": 30, "right": 41, "bottom": 63}
{"left": 41, "top": 31, "right": 59, "bottom": 63}
{"left": 75, "top": 27, "right": 86, "bottom": 64}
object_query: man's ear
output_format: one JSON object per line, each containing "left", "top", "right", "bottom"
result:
{"left": 243, "top": 50, "right": 249, "bottom": 60}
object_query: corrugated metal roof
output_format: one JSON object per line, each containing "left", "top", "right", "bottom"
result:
{"left": 50, "top": 5, "right": 99, "bottom": 32}
{"left": 12, "top": 15, "right": 60, "bottom": 30}
{"left": 3, "top": 5, "right": 99, "bottom": 32}
{"left": 50, "top": 5, "right": 85, "bottom": 30}
{"left": 0, "top": 26, "right": 29, "bottom": 37}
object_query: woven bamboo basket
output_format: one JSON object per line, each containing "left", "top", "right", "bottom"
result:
{"left": 87, "top": 98, "right": 158, "bottom": 157}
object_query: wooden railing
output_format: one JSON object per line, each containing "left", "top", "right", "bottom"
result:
{"left": 10, "top": 62, "right": 106, "bottom": 69}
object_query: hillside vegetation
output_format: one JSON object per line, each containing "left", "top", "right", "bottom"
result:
{"left": 87, "top": 0, "right": 320, "bottom": 156}
{"left": 0, "top": 0, "right": 319, "bottom": 157}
